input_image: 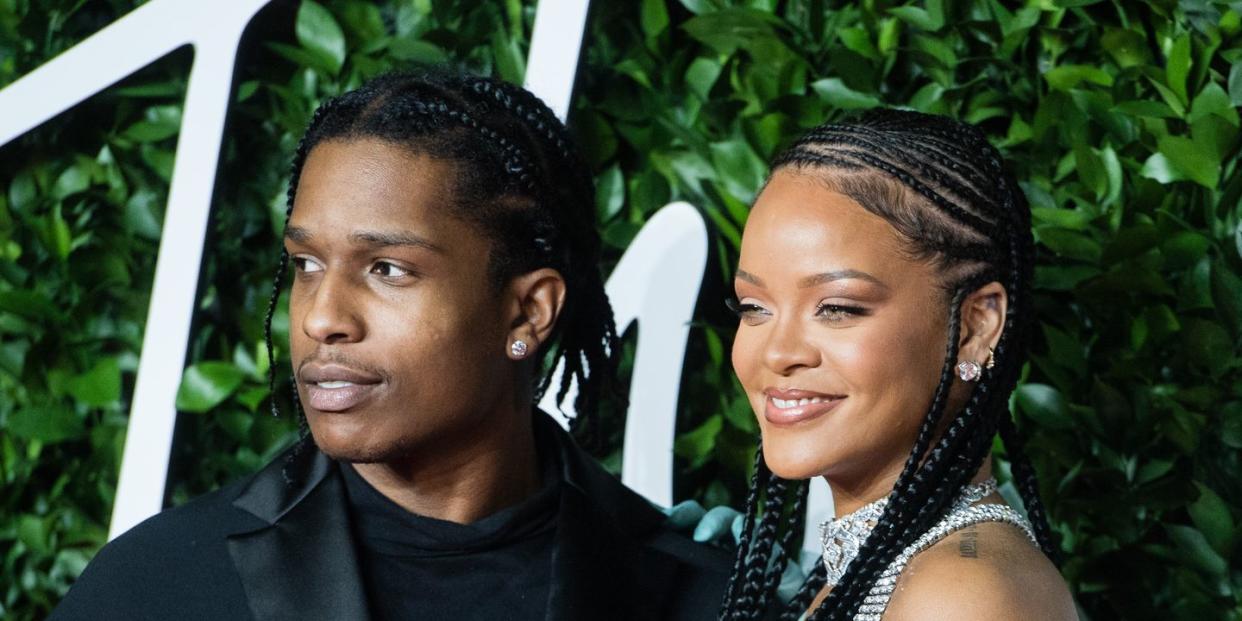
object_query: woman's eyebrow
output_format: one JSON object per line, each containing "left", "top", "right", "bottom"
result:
{"left": 735, "top": 269, "right": 764, "bottom": 286}
{"left": 798, "top": 269, "right": 888, "bottom": 289}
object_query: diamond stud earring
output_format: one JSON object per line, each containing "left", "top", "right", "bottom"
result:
{"left": 957, "top": 360, "right": 982, "bottom": 382}
{"left": 510, "top": 340, "right": 529, "bottom": 359}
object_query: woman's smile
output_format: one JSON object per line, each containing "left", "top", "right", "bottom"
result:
{"left": 762, "top": 388, "right": 846, "bottom": 426}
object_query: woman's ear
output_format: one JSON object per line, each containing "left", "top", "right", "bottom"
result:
{"left": 957, "top": 281, "right": 1008, "bottom": 369}
{"left": 504, "top": 268, "right": 567, "bottom": 358}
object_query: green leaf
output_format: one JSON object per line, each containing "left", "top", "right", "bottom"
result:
{"left": 1222, "top": 402, "right": 1242, "bottom": 449}
{"left": 641, "top": 0, "right": 670, "bottom": 37}
{"left": 1188, "top": 83, "right": 1239, "bottom": 126}
{"left": 1188, "top": 483, "right": 1234, "bottom": 556}
{"left": 685, "top": 57, "right": 722, "bottom": 101}
{"left": 1142, "top": 135, "right": 1220, "bottom": 189}
{"left": 1166, "top": 525, "right": 1228, "bottom": 576}
{"left": 1015, "top": 383, "right": 1074, "bottom": 430}
{"left": 1114, "top": 100, "right": 1179, "bottom": 119}
{"left": 1229, "top": 62, "right": 1242, "bottom": 106}
{"left": 1044, "top": 65, "right": 1114, "bottom": 91}
{"left": 124, "top": 189, "right": 164, "bottom": 240}
{"left": 674, "top": 414, "right": 723, "bottom": 466}
{"left": 1101, "top": 28, "right": 1150, "bottom": 68}
{"left": 7, "top": 403, "right": 85, "bottom": 444}
{"left": 1161, "top": 231, "right": 1211, "bottom": 270}
{"left": 838, "top": 27, "right": 880, "bottom": 60}
{"left": 1030, "top": 207, "right": 1092, "bottom": 230}
{"left": 122, "top": 105, "right": 182, "bottom": 142}
{"left": 1166, "top": 33, "right": 1191, "bottom": 105}
{"left": 1072, "top": 143, "right": 1107, "bottom": 199}
{"left": 595, "top": 165, "right": 625, "bottom": 223}
{"left": 682, "top": 9, "right": 782, "bottom": 56}
{"left": 8, "top": 168, "right": 38, "bottom": 213}
{"left": 810, "top": 78, "right": 880, "bottom": 110}
{"left": 1210, "top": 261, "right": 1242, "bottom": 335}
{"left": 1160, "top": 135, "right": 1220, "bottom": 189}
{"left": 296, "top": 0, "right": 347, "bottom": 75}
{"left": 888, "top": 4, "right": 943, "bottom": 31}
{"left": 388, "top": 38, "right": 448, "bottom": 63}
{"left": 709, "top": 139, "right": 767, "bottom": 203}
{"left": 45, "top": 204, "right": 72, "bottom": 260}
{"left": 65, "top": 357, "right": 121, "bottom": 407}
{"left": 491, "top": 30, "right": 526, "bottom": 84}
{"left": 235, "top": 386, "right": 271, "bottom": 414}
{"left": 52, "top": 163, "right": 91, "bottom": 200}
{"left": 176, "top": 362, "right": 246, "bottom": 413}
{"left": 17, "top": 515, "right": 49, "bottom": 555}
{"left": 1182, "top": 319, "right": 1232, "bottom": 371}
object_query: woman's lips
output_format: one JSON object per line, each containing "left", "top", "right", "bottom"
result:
{"left": 762, "top": 389, "right": 845, "bottom": 426}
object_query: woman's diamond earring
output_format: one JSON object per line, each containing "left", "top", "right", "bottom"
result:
{"left": 510, "top": 340, "right": 529, "bottom": 359}
{"left": 957, "top": 360, "right": 982, "bottom": 382}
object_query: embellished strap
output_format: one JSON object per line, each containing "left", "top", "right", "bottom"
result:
{"left": 853, "top": 504, "right": 1036, "bottom": 621}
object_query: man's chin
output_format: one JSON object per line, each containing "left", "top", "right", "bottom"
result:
{"left": 307, "top": 425, "right": 403, "bottom": 464}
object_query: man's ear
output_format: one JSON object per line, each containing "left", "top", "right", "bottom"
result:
{"left": 957, "top": 281, "right": 1008, "bottom": 368}
{"left": 504, "top": 268, "right": 567, "bottom": 359}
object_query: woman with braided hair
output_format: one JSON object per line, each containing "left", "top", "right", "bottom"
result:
{"left": 53, "top": 70, "right": 728, "bottom": 620}
{"left": 718, "top": 110, "right": 1075, "bottom": 620}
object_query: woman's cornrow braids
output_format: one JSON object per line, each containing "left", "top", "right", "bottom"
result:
{"left": 720, "top": 109, "right": 1056, "bottom": 620}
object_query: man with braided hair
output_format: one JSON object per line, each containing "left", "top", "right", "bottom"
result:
{"left": 719, "top": 110, "right": 1075, "bottom": 620}
{"left": 53, "top": 70, "right": 728, "bottom": 620}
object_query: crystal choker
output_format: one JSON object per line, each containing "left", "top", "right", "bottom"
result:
{"left": 818, "top": 478, "right": 998, "bottom": 585}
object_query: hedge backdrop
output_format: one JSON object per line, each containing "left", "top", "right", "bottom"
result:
{"left": 2, "top": 0, "right": 1240, "bottom": 618}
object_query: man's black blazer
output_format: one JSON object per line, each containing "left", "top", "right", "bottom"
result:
{"left": 52, "top": 413, "right": 731, "bottom": 620}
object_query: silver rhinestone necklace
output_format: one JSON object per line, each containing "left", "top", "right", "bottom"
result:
{"left": 818, "top": 478, "right": 998, "bottom": 586}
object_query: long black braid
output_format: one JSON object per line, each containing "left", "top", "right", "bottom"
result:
{"left": 262, "top": 69, "right": 620, "bottom": 439}
{"left": 719, "top": 109, "right": 1058, "bottom": 620}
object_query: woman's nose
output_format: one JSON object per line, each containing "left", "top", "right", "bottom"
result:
{"left": 762, "top": 316, "right": 820, "bottom": 375}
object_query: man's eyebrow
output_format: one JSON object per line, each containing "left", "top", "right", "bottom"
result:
{"left": 283, "top": 226, "right": 443, "bottom": 253}
{"left": 798, "top": 269, "right": 888, "bottom": 289}
{"left": 349, "top": 230, "right": 443, "bottom": 253}
{"left": 284, "top": 226, "right": 312, "bottom": 243}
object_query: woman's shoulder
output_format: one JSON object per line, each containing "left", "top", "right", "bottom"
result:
{"left": 884, "top": 520, "right": 1077, "bottom": 621}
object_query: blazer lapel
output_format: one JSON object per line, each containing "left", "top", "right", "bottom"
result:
{"left": 541, "top": 413, "right": 681, "bottom": 620}
{"left": 226, "top": 440, "right": 370, "bottom": 621}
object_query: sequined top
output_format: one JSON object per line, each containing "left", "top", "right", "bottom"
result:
{"left": 852, "top": 502, "right": 1037, "bottom": 621}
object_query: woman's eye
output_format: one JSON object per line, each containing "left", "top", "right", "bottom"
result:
{"left": 726, "top": 297, "right": 771, "bottom": 323}
{"left": 815, "top": 302, "right": 867, "bottom": 322}
{"left": 370, "top": 261, "right": 411, "bottom": 278}
{"left": 291, "top": 256, "right": 322, "bottom": 273}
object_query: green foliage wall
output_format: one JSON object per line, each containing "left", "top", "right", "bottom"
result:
{"left": 1, "top": 0, "right": 1240, "bottom": 619}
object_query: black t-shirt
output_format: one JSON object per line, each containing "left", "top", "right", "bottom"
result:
{"left": 340, "top": 459, "right": 560, "bottom": 620}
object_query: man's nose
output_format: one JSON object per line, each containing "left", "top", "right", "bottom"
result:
{"left": 300, "top": 271, "right": 365, "bottom": 345}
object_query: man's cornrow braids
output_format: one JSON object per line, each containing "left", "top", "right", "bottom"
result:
{"left": 262, "top": 69, "right": 620, "bottom": 447}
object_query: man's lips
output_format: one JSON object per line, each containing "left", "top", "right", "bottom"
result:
{"left": 762, "top": 388, "right": 846, "bottom": 426}
{"left": 298, "top": 361, "right": 383, "bottom": 413}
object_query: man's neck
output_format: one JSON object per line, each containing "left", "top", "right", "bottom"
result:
{"left": 349, "top": 409, "right": 542, "bottom": 524}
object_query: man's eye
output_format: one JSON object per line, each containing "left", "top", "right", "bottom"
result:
{"left": 291, "top": 256, "right": 323, "bottom": 273}
{"left": 371, "top": 261, "right": 410, "bottom": 278}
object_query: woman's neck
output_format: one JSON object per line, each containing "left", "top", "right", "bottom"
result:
{"left": 826, "top": 457, "right": 996, "bottom": 518}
